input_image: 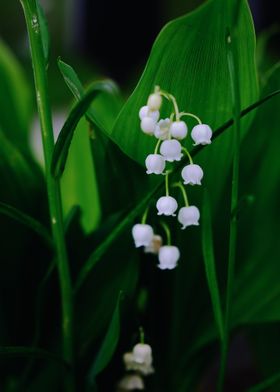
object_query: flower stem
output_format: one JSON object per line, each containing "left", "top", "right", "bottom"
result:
{"left": 154, "top": 138, "right": 161, "bottom": 154}
{"left": 19, "top": 0, "right": 74, "bottom": 384}
{"left": 160, "top": 221, "right": 171, "bottom": 245}
{"left": 182, "top": 147, "right": 194, "bottom": 164}
{"left": 139, "top": 326, "right": 145, "bottom": 344}
{"left": 180, "top": 112, "right": 202, "bottom": 124}
{"left": 173, "top": 182, "right": 189, "bottom": 206}
{"left": 165, "top": 171, "right": 170, "bottom": 196}
{"left": 218, "top": 30, "right": 241, "bottom": 392}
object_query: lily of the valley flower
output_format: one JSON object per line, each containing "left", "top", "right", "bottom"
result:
{"left": 160, "top": 139, "right": 183, "bottom": 162}
{"left": 147, "top": 92, "right": 162, "bottom": 111}
{"left": 156, "top": 196, "right": 178, "bottom": 216}
{"left": 154, "top": 118, "right": 171, "bottom": 140}
{"left": 132, "top": 343, "right": 153, "bottom": 365}
{"left": 140, "top": 117, "right": 157, "bottom": 135}
{"left": 144, "top": 235, "right": 162, "bottom": 254}
{"left": 117, "top": 374, "right": 145, "bottom": 391}
{"left": 191, "top": 124, "right": 212, "bottom": 145}
{"left": 181, "top": 164, "right": 203, "bottom": 185}
{"left": 158, "top": 245, "right": 180, "bottom": 270}
{"left": 145, "top": 154, "right": 165, "bottom": 175}
{"left": 170, "top": 120, "right": 188, "bottom": 140}
{"left": 123, "top": 351, "right": 154, "bottom": 375}
{"left": 178, "top": 206, "right": 200, "bottom": 229}
{"left": 139, "top": 105, "right": 160, "bottom": 122}
{"left": 132, "top": 224, "right": 154, "bottom": 247}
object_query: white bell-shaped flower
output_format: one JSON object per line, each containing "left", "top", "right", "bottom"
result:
{"left": 139, "top": 105, "right": 159, "bottom": 122}
{"left": 147, "top": 93, "right": 162, "bottom": 111}
{"left": 123, "top": 352, "right": 154, "bottom": 375}
{"left": 140, "top": 117, "right": 157, "bottom": 135}
{"left": 158, "top": 246, "right": 180, "bottom": 270}
{"left": 145, "top": 154, "right": 165, "bottom": 175}
{"left": 160, "top": 139, "right": 183, "bottom": 162}
{"left": 191, "top": 124, "right": 212, "bottom": 145}
{"left": 144, "top": 235, "right": 162, "bottom": 254}
{"left": 178, "top": 206, "right": 200, "bottom": 229}
{"left": 156, "top": 196, "right": 178, "bottom": 216}
{"left": 181, "top": 164, "right": 203, "bottom": 185}
{"left": 170, "top": 120, "right": 188, "bottom": 140}
{"left": 154, "top": 118, "right": 171, "bottom": 140}
{"left": 118, "top": 374, "right": 145, "bottom": 391}
{"left": 132, "top": 224, "right": 154, "bottom": 248}
{"left": 132, "top": 343, "right": 153, "bottom": 365}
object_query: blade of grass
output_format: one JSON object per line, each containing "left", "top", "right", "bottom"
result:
{"left": 218, "top": 28, "right": 242, "bottom": 391}
{"left": 246, "top": 372, "right": 280, "bottom": 392}
{"left": 51, "top": 81, "right": 117, "bottom": 178}
{"left": 0, "top": 201, "right": 52, "bottom": 247}
{"left": 74, "top": 90, "right": 280, "bottom": 292}
{"left": 202, "top": 190, "right": 224, "bottom": 343}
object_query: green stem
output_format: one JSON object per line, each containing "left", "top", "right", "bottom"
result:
{"left": 182, "top": 147, "right": 193, "bottom": 164}
{"left": 19, "top": 0, "right": 74, "bottom": 381}
{"left": 141, "top": 206, "right": 149, "bottom": 224}
{"left": 160, "top": 221, "right": 171, "bottom": 245}
{"left": 165, "top": 171, "right": 170, "bottom": 196}
{"left": 173, "top": 182, "right": 189, "bottom": 206}
{"left": 218, "top": 30, "right": 241, "bottom": 392}
{"left": 180, "top": 112, "right": 202, "bottom": 124}
{"left": 139, "top": 327, "right": 145, "bottom": 344}
{"left": 154, "top": 138, "right": 161, "bottom": 154}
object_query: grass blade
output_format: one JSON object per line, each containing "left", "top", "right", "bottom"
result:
{"left": 87, "top": 292, "right": 122, "bottom": 385}
{"left": 74, "top": 90, "right": 280, "bottom": 292}
{"left": 202, "top": 190, "right": 224, "bottom": 342}
{"left": 247, "top": 372, "right": 280, "bottom": 392}
{"left": 51, "top": 81, "right": 116, "bottom": 178}
{"left": 0, "top": 201, "right": 52, "bottom": 247}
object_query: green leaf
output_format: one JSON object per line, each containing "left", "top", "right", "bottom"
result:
{"left": 51, "top": 81, "right": 116, "bottom": 178}
{"left": 87, "top": 292, "right": 122, "bottom": 384}
{"left": 36, "top": 0, "right": 49, "bottom": 65}
{"left": 0, "top": 346, "right": 69, "bottom": 369}
{"left": 111, "top": 0, "right": 258, "bottom": 166}
{"left": 247, "top": 372, "right": 280, "bottom": 392}
{"left": 0, "top": 202, "right": 52, "bottom": 247}
{"left": 201, "top": 190, "right": 224, "bottom": 342}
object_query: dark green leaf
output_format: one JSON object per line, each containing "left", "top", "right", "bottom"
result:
{"left": 247, "top": 372, "right": 280, "bottom": 392}
{"left": 87, "top": 292, "right": 122, "bottom": 384}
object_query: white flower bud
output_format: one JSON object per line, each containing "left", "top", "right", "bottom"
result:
{"left": 160, "top": 139, "right": 183, "bottom": 162}
{"left": 191, "top": 124, "right": 212, "bottom": 145}
{"left": 147, "top": 93, "right": 162, "bottom": 111}
{"left": 139, "top": 105, "right": 159, "bottom": 122}
{"left": 145, "top": 154, "right": 165, "bottom": 175}
{"left": 123, "top": 351, "right": 154, "bottom": 375}
{"left": 118, "top": 374, "right": 145, "bottom": 390}
{"left": 144, "top": 235, "right": 163, "bottom": 254}
{"left": 181, "top": 164, "right": 203, "bottom": 185}
{"left": 178, "top": 206, "right": 200, "bottom": 229}
{"left": 132, "top": 343, "right": 152, "bottom": 365}
{"left": 132, "top": 224, "right": 154, "bottom": 248}
{"left": 140, "top": 117, "right": 156, "bottom": 135}
{"left": 156, "top": 196, "right": 178, "bottom": 216}
{"left": 154, "top": 118, "right": 171, "bottom": 140}
{"left": 170, "top": 121, "right": 188, "bottom": 140}
{"left": 158, "top": 246, "right": 180, "bottom": 270}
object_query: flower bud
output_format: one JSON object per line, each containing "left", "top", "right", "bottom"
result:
{"left": 181, "top": 164, "right": 203, "bottom": 185}
{"left": 145, "top": 154, "right": 165, "bottom": 175}
{"left": 160, "top": 139, "right": 183, "bottom": 162}
{"left": 123, "top": 351, "right": 154, "bottom": 375}
{"left": 144, "top": 235, "right": 163, "bottom": 254}
{"left": 139, "top": 105, "right": 159, "bottom": 122}
{"left": 191, "top": 124, "right": 212, "bottom": 145}
{"left": 118, "top": 374, "right": 145, "bottom": 390}
{"left": 158, "top": 245, "right": 180, "bottom": 270}
{"left": 156, "top": 196, "right": 178, "bottom": 216}
{"left": 154, "top": 118, "right": 171, "bottom": 140}
{"left": 132, "top": 343, "right": 152, "bottom": 365}
{"left": 147, "top": 93, "right": 162, "bottom": 111}
{"left": 178, "top": 206, "right": 200, "bottom": 229}
{"left": 170, "top": 121, "right": 188, "bottom": 140}
{"left": 132, "top": 224, "right": 154, "bottom": 247}
{"left": 140, "top": 117, "right": 156, "bottom": 135}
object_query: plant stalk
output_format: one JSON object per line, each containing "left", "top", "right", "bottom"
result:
{"left": 19, "top": 0, "right": 74, "bottom": 383}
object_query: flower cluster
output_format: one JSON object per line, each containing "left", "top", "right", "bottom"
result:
{"left": 117, "top": 338, "right": 154, "bottom": 391}
{"left": 132, "top": 86, "right": 213, "bottom": 270}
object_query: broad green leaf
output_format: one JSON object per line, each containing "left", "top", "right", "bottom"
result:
{"left": 111, "top": 0, "right": 258, "bottom": 166}
{"left": 0, "top": 40, "right": 32, "bottom": 152}
{"left": 36, "top": 0, "right": 49, "bottom": 65}
{"left": 51, "top": 81, "right": 117, "bottom": 178}
{"left": 201, "top": 190, "right": 224, "bottom": 342}
{"left": 0, "top": 201, "right": 52, "bottom": 247}
{"left": 88, "top": 292, "right": 122, "bottom": 384}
